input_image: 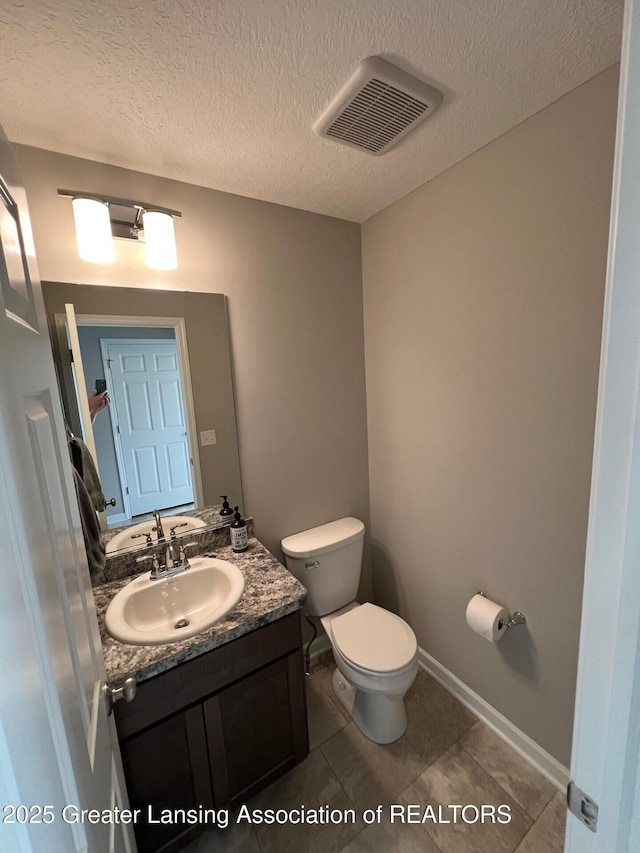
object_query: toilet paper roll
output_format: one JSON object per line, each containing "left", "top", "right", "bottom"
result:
{"left": 466, "top": 593, "right": 509, "bottom": 642}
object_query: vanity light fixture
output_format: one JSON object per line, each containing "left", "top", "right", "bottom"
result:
{"left": 58, "top": 189, "right": 181, "bottom": 270}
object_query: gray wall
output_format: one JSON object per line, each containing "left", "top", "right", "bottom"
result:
{"left": 17, "top": 146, "right": 371, "bottom": 594}
{"left": 361, "top": 66, "right": 618, "bottom": 765}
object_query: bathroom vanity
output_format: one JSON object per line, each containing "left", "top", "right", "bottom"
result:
{"left": 94, "top": 536, "right": 309, "bottom": 853}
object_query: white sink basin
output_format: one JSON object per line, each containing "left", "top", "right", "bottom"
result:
{"left": 105, "top": 556, "right": 245, "bottom": 645}
{"left": 105, "top": 515, "right": 207, "bottom": 554}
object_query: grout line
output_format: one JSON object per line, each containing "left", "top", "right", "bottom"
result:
{"left": 458, "top": 743, "right": 534, "bottom": 829}
{"left": 317, "top": 738, "right": 365, "bottom": 850}
{"left": 453, "top": 721, "right": 555, "bottom": 820}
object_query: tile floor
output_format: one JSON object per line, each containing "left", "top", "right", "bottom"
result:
{"left": 182, "top": 661, "right": 567, "bottom": 853}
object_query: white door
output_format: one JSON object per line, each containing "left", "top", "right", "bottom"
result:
{"left": 566, "top": 1, "right": 640, "bottom": 850}
{"left": 0, "top": 129, "right": 135, "bottom": 851}
{"left": 105, "top": 339, "right": 194, "bottom": 517}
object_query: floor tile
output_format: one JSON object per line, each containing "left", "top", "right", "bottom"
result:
{"left": 404, "top": 670, "right": 477, "bottom": 765}
{"left": 402, "top": 742, "right": 532, "bottom": 853}
{"left": 513, "top": 791, "right": 567, "bottom": 853}
{"left": 460, "top": 722, "right": 555, "bottom": 819}
{"left": 177, "top": 815, "right": 261, "bottom": 852}
{"left": 247, "top": 747, "right": 362, "bottom": 853}
{"left": 306, "top": 674, "right": 348, "bottom": 749}
{"left": 341, "top": 811, "right": 441, "bottom": 853}
{"left": 321, "top": 721, "right": 428, "bottom": 814}
{"left": 313, "top": 663, "right": 352, "bottom": 722}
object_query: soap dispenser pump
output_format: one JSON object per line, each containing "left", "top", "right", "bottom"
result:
{"left": 219, "top": 495, "right": 233, "bottom": 517}
{"left": 230, "top": 507, "right": 248, "bottom": 553}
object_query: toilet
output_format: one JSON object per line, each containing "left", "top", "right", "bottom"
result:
{"left": 281, "top": 517, "right": 418, "bottom": 744}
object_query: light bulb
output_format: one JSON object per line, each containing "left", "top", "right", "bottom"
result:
{"left": 71, "top": 197, "right": 114, "bottom": 264}
{"left": 142, "top": 210, "right": 177, "bottom": 270}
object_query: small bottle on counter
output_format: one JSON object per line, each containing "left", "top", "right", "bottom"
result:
{"left": 230, "top": 506, "right": 248, "bottom": 552}
{"left": 219, "top": 495, "right": 234, "bottom": 518}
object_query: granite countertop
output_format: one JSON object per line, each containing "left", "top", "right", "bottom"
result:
{"left": 102, "top": 503, "right": 232, "bottom": 548}
{"left": 94, "top": 537, "right": 307, "bottom": 686}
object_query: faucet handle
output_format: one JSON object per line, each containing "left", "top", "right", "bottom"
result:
{"left": 169, "top": 522, "right": 189, "bottom": 538}
{"left": 135, "top": 553, "right": 164, "bottom": 579}
{"left": 136, "top": 553, "right": 159, "bottom": 565}
{"left": 178, "top": 541, "right": 199, "bottom": 569}
{"left": 131, "top": 531, "right": 153, "bottom": 546}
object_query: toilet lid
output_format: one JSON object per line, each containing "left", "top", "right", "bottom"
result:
{"left": 331, "top": 603, "right": 417, "bottom": 674}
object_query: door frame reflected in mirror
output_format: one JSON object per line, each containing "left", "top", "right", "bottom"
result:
{"left": 51, "top": 311, "right": 204, "bottom": 528}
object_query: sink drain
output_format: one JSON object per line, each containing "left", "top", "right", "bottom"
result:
{"left": 174, "top": 619, "right": 189, "bottom": 629}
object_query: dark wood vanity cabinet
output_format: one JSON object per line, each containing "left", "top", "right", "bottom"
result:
{"left": 115, "top": 612, "right": 309, "bottom": 853}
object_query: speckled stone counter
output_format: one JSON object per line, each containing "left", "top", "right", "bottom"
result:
{"left": 93, "top": 536, "right": 306, "bottom": 686}
{"left": 102, "top": 518, "right": 254, "bottom": 583}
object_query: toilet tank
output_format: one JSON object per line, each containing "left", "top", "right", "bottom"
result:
{"left": 281, "top": 517, "right": 365, "bottom": 617}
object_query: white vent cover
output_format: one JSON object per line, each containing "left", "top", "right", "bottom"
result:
{"left": 313, "top": 57, "right": 442, "bottom": 156}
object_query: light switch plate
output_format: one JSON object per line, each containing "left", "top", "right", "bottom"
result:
{"left": 200, "top": 429, "right": 217, "bottom": 446}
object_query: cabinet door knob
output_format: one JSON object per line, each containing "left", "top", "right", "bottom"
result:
{"left": 105, "top": 498, "right": 117, "bottom": 507}
{"left": 104, "top": 677, "right": 137, "bottom": 716}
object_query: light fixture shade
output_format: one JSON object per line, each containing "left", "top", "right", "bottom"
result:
{"left": 142, "top": 210, "right": 177, "bottom": 270}
{"left": 71, "top": 197, "right": 114, "bottom": 264}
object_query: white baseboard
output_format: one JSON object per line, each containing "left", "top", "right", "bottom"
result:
{"left": 417, "top": 647, "right": 569, "bottom": 792}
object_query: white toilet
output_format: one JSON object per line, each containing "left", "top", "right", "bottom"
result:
{"left": 281, "top": 517, "right": 418, "bottom": 744}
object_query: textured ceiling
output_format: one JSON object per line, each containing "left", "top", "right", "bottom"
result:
{"left": 0, "top": 0, "right": 623, "bottom": 222}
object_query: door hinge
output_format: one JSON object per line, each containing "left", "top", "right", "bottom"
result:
{"left": 125, "top": 486, "right": 129, "bottom": 495}
{"left": 68, "top": 348, "right": 74, "bottom": 363}
{"left": 567, "top": 781, "right": 598, "bottom": 832}
{"left": 116, "top": 423, "right": 120, "bottom": 434}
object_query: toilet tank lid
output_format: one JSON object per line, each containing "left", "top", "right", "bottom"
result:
{"left": 281, "top": 517, "right": 365, "bottom": 558}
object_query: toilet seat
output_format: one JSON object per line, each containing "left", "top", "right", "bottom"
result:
{"left": 330, "top": 603, "right": 417, "bottom": 674}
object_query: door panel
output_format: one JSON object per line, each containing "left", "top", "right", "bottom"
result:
{"left": 106, "top": 339, "right": 194, "bottom": 516}
{"left": 166, "top": 441, "right": 191, "bottom": 489}
{"left": 158, "top": 378, "right": 184, "bottom": 429}
{"left": 124, "top": 380, "right": 153, "bottom": 431}
{"left": 132, "top": 446, "right": 161, "bottom": 495}
{"left": 24, "top": 394, "right": 101, "bottom": 748}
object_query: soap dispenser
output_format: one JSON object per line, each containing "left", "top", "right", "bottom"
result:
{"left": 230, "top": 507, "right": 248, "bottom": 553}
{"left": 219, "top": 495, "right": 233, "bottom": 518}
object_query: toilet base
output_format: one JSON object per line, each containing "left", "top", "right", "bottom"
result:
{"left": 332, "top": 667, "right": 408, "bottom": 744}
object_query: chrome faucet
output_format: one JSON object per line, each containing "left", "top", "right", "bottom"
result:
{"left": 136, "top": 542, "right": 195, "bottom": 580}
{"left": 152, "top": 510, "right": 165, "bottom": 542}
{"left": 164, "top": 539, "right": 181, "bottom": 572}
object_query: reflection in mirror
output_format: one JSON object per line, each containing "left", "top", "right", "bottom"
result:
{"left": 42, "top": 282, "right": 244, "bottom": 555}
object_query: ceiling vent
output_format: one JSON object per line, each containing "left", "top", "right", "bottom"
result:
{"left": 313, "top": 56, "right": 442, "bottom": 156}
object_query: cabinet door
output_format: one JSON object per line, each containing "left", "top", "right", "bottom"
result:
{"left": 204, "top": 652, "right": 308, "bottom": 807}
{"left": 120, "top": 705, "right": 213, "bottom": 853}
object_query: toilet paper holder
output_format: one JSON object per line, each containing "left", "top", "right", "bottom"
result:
{"left": 477, "top": 591, "right": 527, "bottom": 630}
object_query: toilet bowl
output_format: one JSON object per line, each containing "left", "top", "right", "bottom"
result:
{"left": 321, "top": 602, "right": 418, "bottom": 743}
{"left": 280, "top": 518, "right": 418, "bottom": 745}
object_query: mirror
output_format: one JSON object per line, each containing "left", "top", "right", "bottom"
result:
{"left": 42, "top": 281, "right": 243, "bottom": 554}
